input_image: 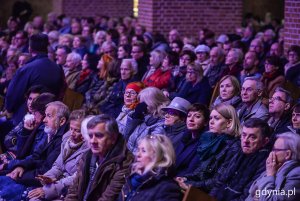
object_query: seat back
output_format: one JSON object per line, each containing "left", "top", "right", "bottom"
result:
{"left": 182, "top": 186, "right": 216, "bottom": 201}
{"left": 62, "top": 88, "right": 84, "bottom": 111}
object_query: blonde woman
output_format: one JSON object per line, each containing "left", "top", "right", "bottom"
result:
{"left": 118, "top": 134, "right": 182, "bottom": 201}
{"left": 124, "top": 87, "right": 170, "bottom": 153}
{"left": 176, "top": 104, "right": 241, "bottom": 191}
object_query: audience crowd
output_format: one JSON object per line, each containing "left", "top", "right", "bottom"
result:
{"left": 0, "top": 11, "right": 299, "bottom": 201}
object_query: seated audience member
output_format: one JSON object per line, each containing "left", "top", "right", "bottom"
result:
{"left": 64, "top": 52, "right": 82, "bottom": 90}
{"left": 1, "top": 93, "right": 55, "bottom": 169}
{"left": 116, "top": 82, "right": 144, "bottom": 135}
{"left": 65, "top": 114, "right": 133, "bottom": 201}
{"left": 124, "top": 87, "right": 170, "bottom": 153}
{"left": 0, "top": 85, "right": 47, "bottom": 148}
{"left": 117, "top": 134, "right": 183, "bottom": 201}
{"left": 131, "top": 41, "right": 149, "bottom": 80}
{"left": 170, "top": 39, "right": 184, "bottom": 55}
{"left": 268, "top": 87, "right": 292, "bottom": 136}
{"left": 240, "top": 51, "right": 262, "bottom": 83}
{"left": 27, "top": 109, "right": 89, "bottom": 201}
{"left": 0, "top": 101, "right": 69, "bottom": 200}
{"left": 287, "top": 103, "right": 300, "bottom": 135}
{"left": 261, "top": 55, "right": 285, "bottom": 99}
{"left": 168, "top": 63, "right": 212, "bottom": 105}
{"left": 171, "top": 50, "right": 196, "bottom": 89}
{"left": 72, "top": 35, "right": 88, "bottom": 58}
{"left": 210, "top": 118, "right": 271, "bottom": 201}
{"left": 169, "top": 103, "right": 209, "bottom": 174}
{"left": 205, "top": 47, "right": 227, "bottom": 88}
{"left": 194, "top": 44, "right": 210, "bottom": 75}
{"left": 211, "top": 75, "right": 242, "bottom": 109}
{"left": 246, "top": 132, "right": 300, "bottom": 201}
{"left": 99, "top": 59, "right": 138, "bottom": 118}
{"left": 285, "top": 45, "right": 300, "bottom": 87}
{"left": 269, "top": 42, "right": 288, "bottom": 68}
{"left": 161, "top": 97, "right": 191, "bottom": 147}
{"left": 143, "top": 51, "right": 176, "bottom": 89}
{"left": 249, "top": 38, "right": 265, "bottom": 70}
{"left": 86, "top": 54, "right": 119, "bottom": 107}
{"left": 222, "top": 48, "right": 243, "bottom": 79}
{"left": 238, "top": 77, "right": 269, "bottom": 124}
{"left": 75, "top": 53, "right": 98, "bottom": 95}
{"left": 142, "top": 50, "right": 165, "bottom": 81}
{"left": 176, "top": 104, "right": 241, "bottom": 182}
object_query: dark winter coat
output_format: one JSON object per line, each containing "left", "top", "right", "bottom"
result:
{"left": 5, "top": 53, "right": 64, "bottom": 125}
{"left": 169, "top": 77, "right": 212, "bottom": 105}
{"left": 65, "top": 136, "right": 133, "bottom": 201}
{"left": 117, "top": 170, "right": 183, "bottom": 201}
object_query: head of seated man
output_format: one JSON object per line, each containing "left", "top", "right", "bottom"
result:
{"left": 241, "top": 118, "right": 271, "bottom": 154}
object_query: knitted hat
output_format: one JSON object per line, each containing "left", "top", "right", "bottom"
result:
{"left": 125, "top": 82, "right": 145, "bottom": 93}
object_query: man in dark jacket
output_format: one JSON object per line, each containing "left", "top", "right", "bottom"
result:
{"left": 4, "top": 33, "right": 64, "bottom": 125}
{"left": 65, "top": 114, "right": 133, "bottom": 201}
{"left": 210, "top": 118, "right": 272, "bottom": 201}
{"left": 131, "top": 41, "right": 149, "bottom": 80}
{"left": 0, "top": 101, "right": 69, "bottom": 200}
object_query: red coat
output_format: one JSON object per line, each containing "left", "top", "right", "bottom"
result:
{"left": 143, "top": 68, "right": 171, "bottom": 89}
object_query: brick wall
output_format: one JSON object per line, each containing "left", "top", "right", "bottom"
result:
{"left": 62, "top": 0, "right": 133, "bottom": 18}
{"left": 284, "top": 0, "right": 300, "bottom": 52}
{"left": 138, "top": 0, "right": 243, "bottom": 38}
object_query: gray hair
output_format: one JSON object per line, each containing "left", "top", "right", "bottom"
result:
{"left": 228, "top": 48, "right": 244, "bottom": 63}
{"left": 277, "top": 132, "right": 300, "bottom": 161}
{"left": 87, "top": 114, "right": 119, "bottom": 138}
{"left": 81, "top": 115, "right": 95, "bottom": 142}
{"left": 46, "top": 101, "right": 70, "bottom": 120}
{"left": 121, "top": 58, "right": 138, "bottom": 75}
{"left": 67, "top": 52, "right": 81, "bottom": 66}
{"left": 48, "top": 30, "right": 59, "bottom": 41}
{"left": 274, "top": 87, "right": 293, "bottom": 104}
{"left": 244, "top": 77, "right": 264, "bottom": 91}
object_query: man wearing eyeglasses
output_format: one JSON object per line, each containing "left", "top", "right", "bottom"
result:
{"left": 238, "top": 77, "right": 269, "bottom": 124}
{"left": 268, "top": 87, "right": 292, "bottom": 136}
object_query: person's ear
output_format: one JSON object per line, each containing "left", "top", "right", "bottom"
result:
{"left": 226, "top": 119, "right": 233, "bottom": 129}
{"left": 263, "top": 137, "right": 270, "bottom": 147}
{"left": 59, "top": 117, "right": 67, "bottom": 126}
{"left": 257, "top": 90, "right": 263, "bottom": 97}
{"left": 285, "top": 150, "right": 292, "bottom": 160}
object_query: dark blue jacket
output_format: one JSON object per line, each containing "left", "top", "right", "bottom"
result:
{"left": 170, "top": 77, "right": 212, "bottom": 105}
{"left": 118, "top": 170, "right": 182, "bottom": 201}
{"left": 175, "top": 130, "right": 213, "bottom": 176}
{"left": 10, "top": 124, "right": 68, "bottom": 187}
{"left": 5, "top": 54, "right": 64, "bottom": 125}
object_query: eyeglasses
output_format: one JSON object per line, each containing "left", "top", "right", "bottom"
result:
{"left": 124, "top": 91, "right": 137, "bottom": 96}
{"left": 272, "top": 148, "right": 289, "bottom": 152}
{"left": 180, "top": 57, "right": 191, "bottom": 62}
{"left": 269, "top": 96, "right": 286, "bottom": 103}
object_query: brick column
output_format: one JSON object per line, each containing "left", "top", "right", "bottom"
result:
{"left": 138, "top": 0, "right": 243, "bottom": 38}
{"left": 284, "top": 0, "right": 300, "bottom": 52}
{"left": 62, "top": 0, "right": 133, "bottom": 17}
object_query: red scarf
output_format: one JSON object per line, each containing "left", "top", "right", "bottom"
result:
{"left": 77, "top": 69, "right": 92, "bottom": 85}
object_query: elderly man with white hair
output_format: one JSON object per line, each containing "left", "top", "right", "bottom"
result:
{"left": 238, "top": 77, "right": 269, "bottom": 124}
{"left": 246, "top": 132, "right": 300, "bottom": 201}
{"left": 64, "top": 52, "right": 82, "bottom": 89}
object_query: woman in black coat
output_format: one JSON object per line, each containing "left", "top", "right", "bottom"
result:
{"left": 117, "top": 134, "right": 182, "bottom": 201}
